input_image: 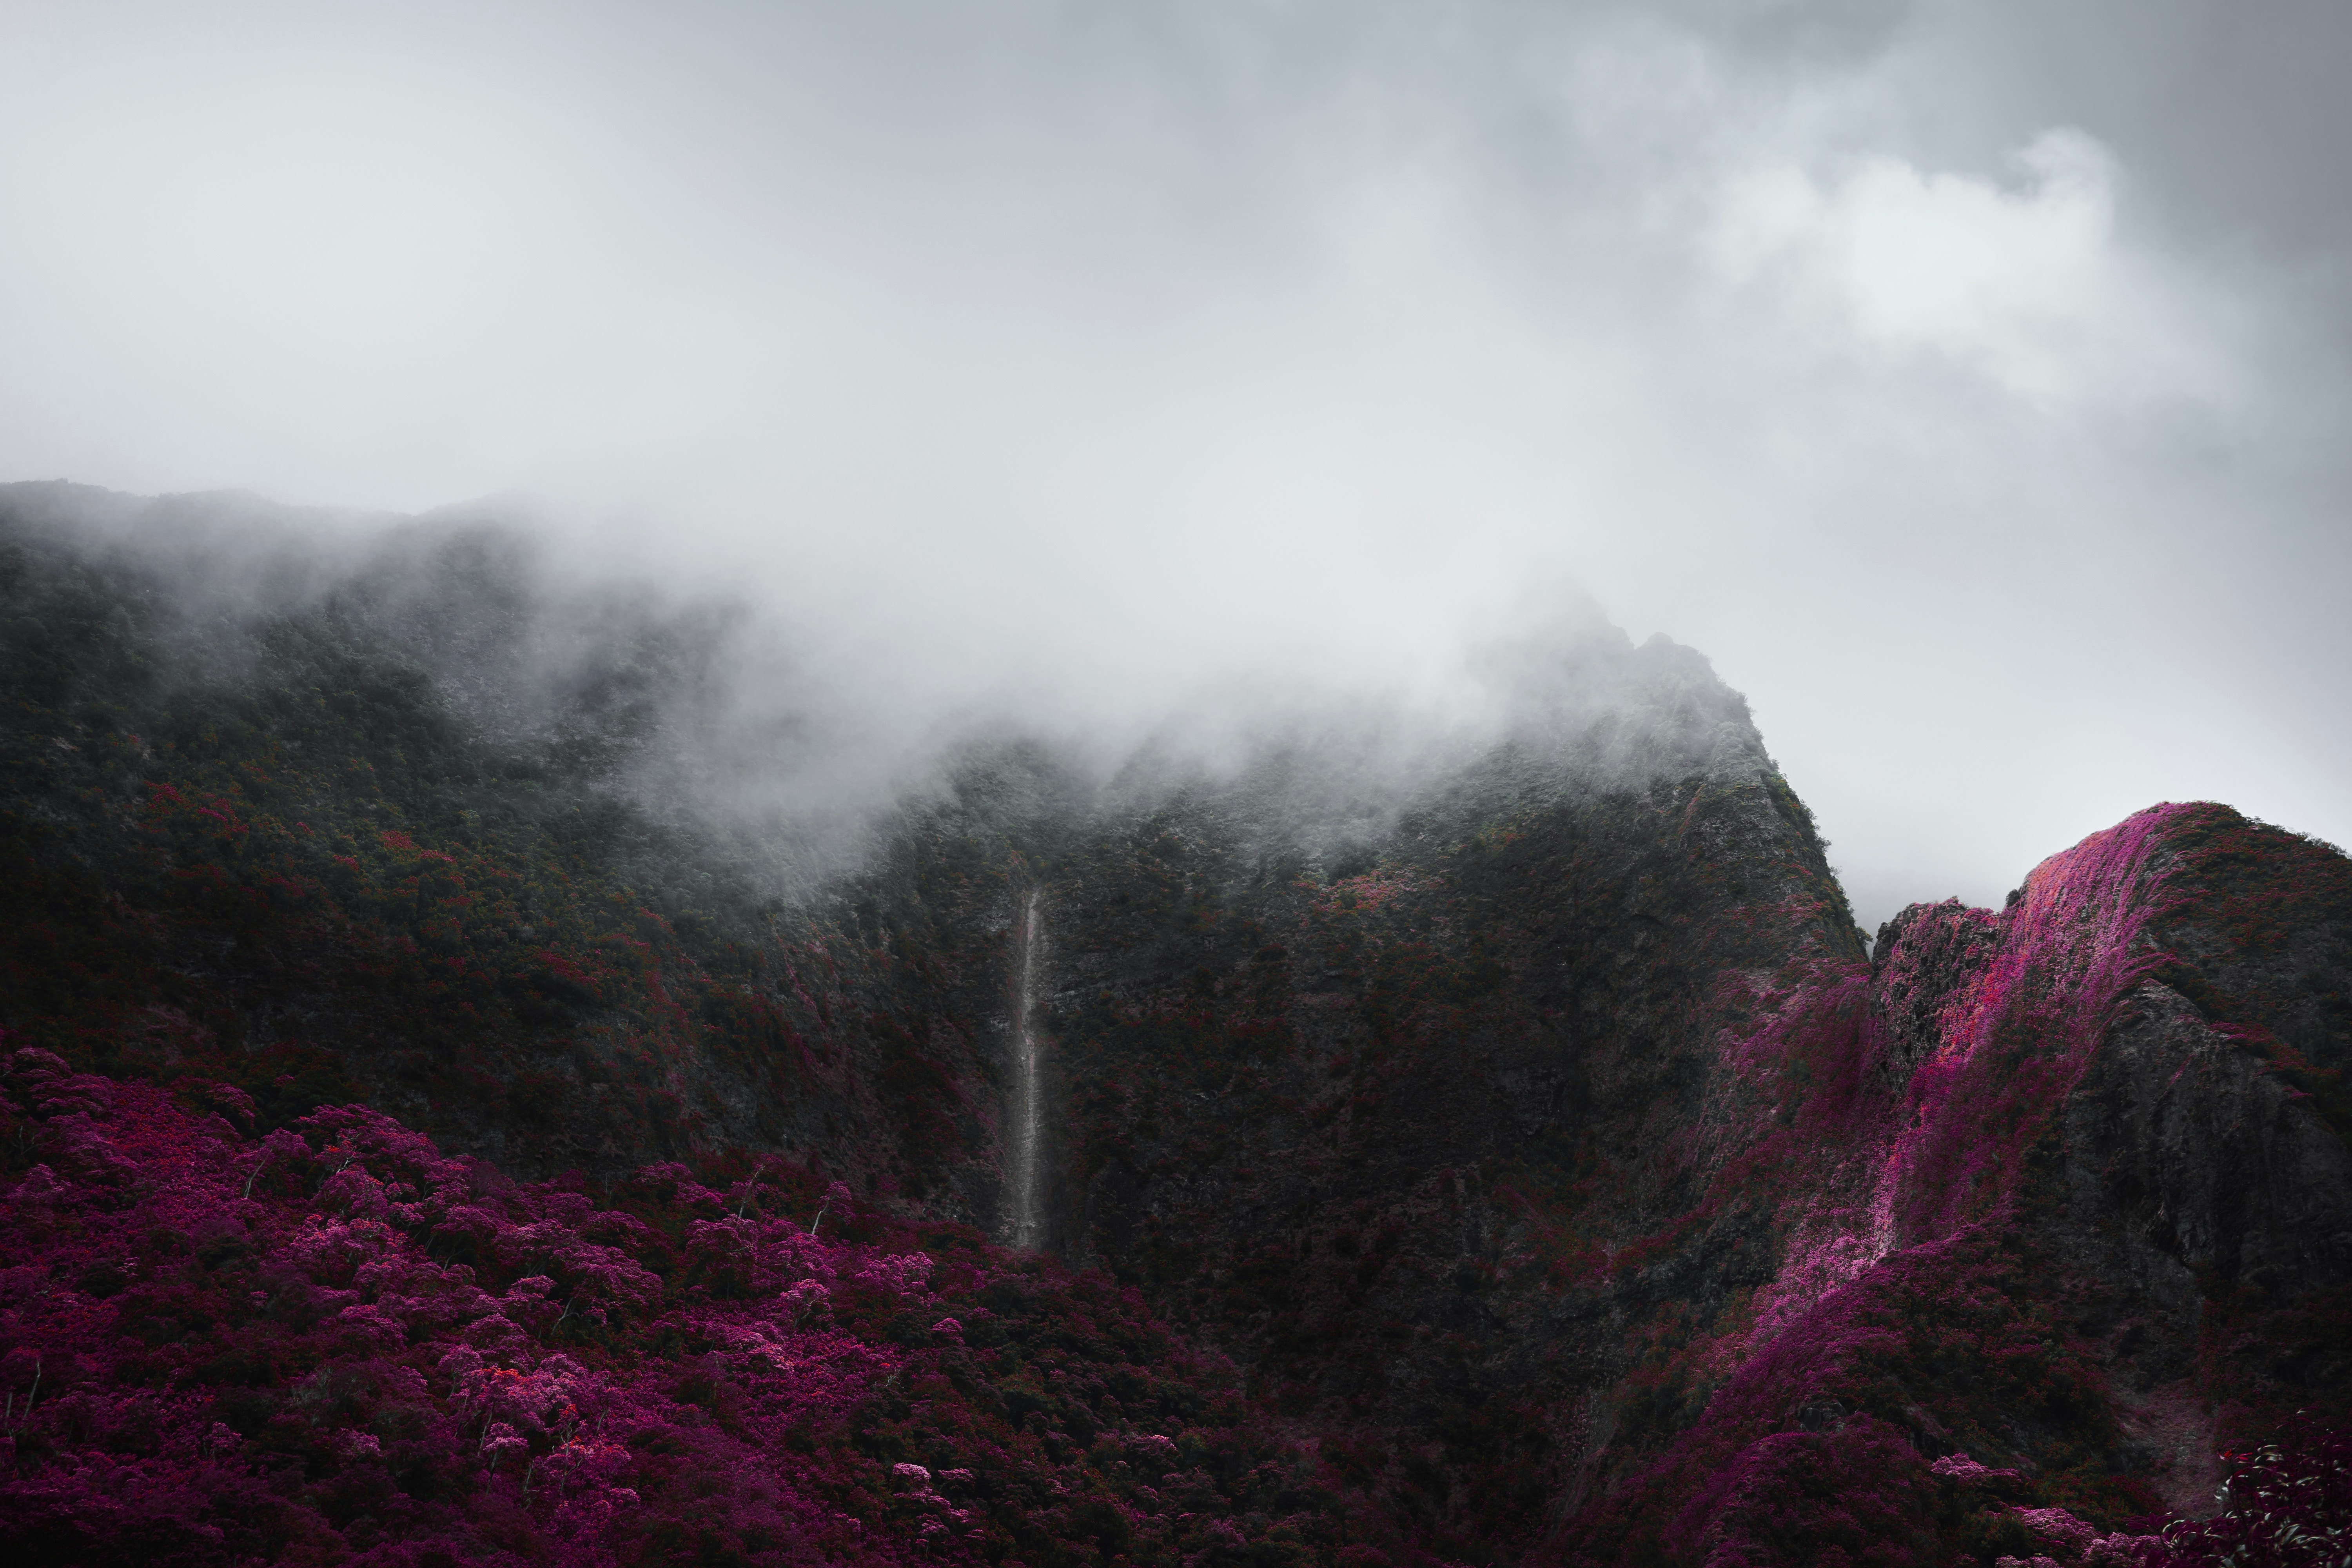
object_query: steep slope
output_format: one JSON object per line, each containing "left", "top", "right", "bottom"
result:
{"left": 0, "top": 483, "right": 1004, "bottom": 1201}
{"left": 811, "top": 627, "right": 1880, "bottom": 1556}
{"left": 819, "top": 708, "right": 2352, "bottom": 1563}
{"left": 1557, "top": 803, "right": 2352, "bottom": 1566}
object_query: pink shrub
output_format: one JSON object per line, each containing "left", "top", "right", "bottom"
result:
{"left": 0, "top": 1045, "right": 1398, "bottom": 1566}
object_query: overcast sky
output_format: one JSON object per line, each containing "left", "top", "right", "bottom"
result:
{"left": 3, "top": 0, "right": 2347, "bottom": 929}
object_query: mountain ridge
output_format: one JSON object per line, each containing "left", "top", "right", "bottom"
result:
{"left": 2, "top": 483, "right": 2345, "bottom": 1566}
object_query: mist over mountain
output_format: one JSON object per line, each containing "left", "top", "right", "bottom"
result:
{"left": 11, "top": 1, "right": 2352, "bottom": 945}
{"left": 4, "top": 483, "right": 2347, "bottom": 1567}
{"left": 7, "top": 4, "right": 2352, "bottom": 1563}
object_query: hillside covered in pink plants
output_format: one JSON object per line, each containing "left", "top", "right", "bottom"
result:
{"left": 3, "top": 485, "right": 2348, "bottom": 1566}
{"left": 0, "top": 1051, "right": 1399, "bottom": 1567}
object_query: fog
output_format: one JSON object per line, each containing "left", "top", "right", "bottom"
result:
{"left": 3, "top": 0, "right": 2347, "bottom": 931}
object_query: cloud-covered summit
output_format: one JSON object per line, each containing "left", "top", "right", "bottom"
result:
{"left": 1, "top": 1, "right": 2345, "bottom": 931}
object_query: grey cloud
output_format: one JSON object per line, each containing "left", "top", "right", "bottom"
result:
{"left": 0, "top": 0, "right": 2344, "bottom": 933}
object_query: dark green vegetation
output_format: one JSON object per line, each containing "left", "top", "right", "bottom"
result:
{"left": 4, "top": 483, "right": 2348, "bottom": 1566}
{"left": 0, "top": 484, "right": 997, "bottom": 1198}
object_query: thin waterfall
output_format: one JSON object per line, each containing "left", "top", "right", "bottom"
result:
{"left": 1009, "top": 889, "right": 1045, "bottom": 1249}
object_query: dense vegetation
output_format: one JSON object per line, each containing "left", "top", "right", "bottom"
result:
{"left": 0, "top": 1043, "right": 1400, "bottom": 1567}
{"left": 0, "top": 488, "right": 999, "bottom": 1202}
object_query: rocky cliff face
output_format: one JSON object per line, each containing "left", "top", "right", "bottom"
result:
{"left": 831, "top": 713, "right": 2352, "bottom": 1563}
{"left": 1549, "top": 803, "right": 2352, "bottom": 1565}
{"left": 935, "top": 633, "right": 1873, "bottom": 1556}
{"left": 810, "top": 647, "right": 1791, "bottom": 1546}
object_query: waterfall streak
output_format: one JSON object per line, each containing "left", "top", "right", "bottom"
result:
{"left": 1010, "top": 891, "right": 1044, "bottom": 1249}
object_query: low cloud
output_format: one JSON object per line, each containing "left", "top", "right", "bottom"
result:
{"left": 1712, "top": 127, "right": 2239, "bottom": 406}
{"left": 0, "top": 2, "right": 2346, "bottom": 933}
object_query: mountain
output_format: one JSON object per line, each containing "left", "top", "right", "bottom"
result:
{"left": 2, "top": 482, "right": 2346, "bottom": 1567}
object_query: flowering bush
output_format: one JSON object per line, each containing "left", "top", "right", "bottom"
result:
{"left": 0, "top": 1044, "right": 1402, "bottom": 1566}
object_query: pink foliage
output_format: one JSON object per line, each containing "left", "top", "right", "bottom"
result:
{"left": 1881, "top": 805, "right": 2190, "bottom": 1243}
{"left": 1931, "top": 1452, "right": 2025, "bottom": 1486}
{"left": 0, "top": 1041, "right": 1386, "bottom": 1566}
